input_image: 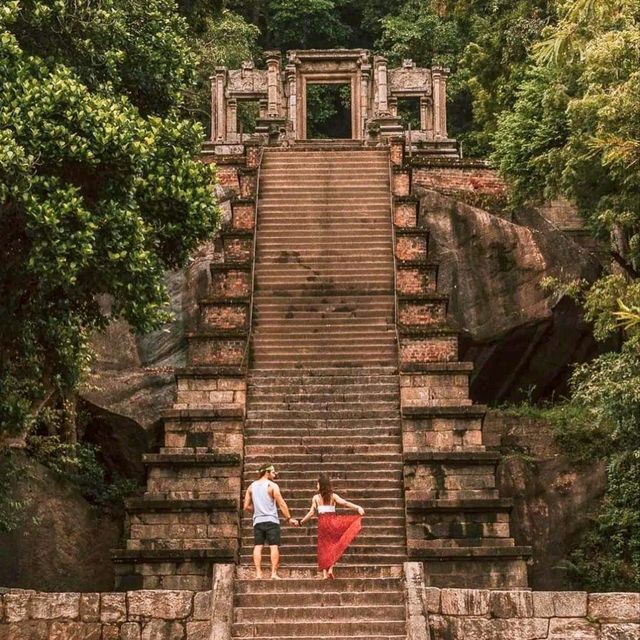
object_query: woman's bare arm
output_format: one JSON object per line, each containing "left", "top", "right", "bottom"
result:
{"left": 299, "top": 495, "right": 318, "bottom": 525}
{"left": 334, "top": 493, "right": 365, "bottom": 515}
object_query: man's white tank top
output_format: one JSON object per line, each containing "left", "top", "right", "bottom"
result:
{"left": 251, "top": 480, "right": 279, "bottom": 525}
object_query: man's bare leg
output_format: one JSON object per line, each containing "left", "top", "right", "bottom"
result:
{"left": 270, "top": 545, "right": 281, "bottom": 579}
{"left": 253, "top": 545, "right": 263, "bottom": 579}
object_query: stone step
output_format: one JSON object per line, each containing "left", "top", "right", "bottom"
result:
{"left": 238, "top": 552, "right": 407, "bottom": 565}
{"left": 244, "top": 418, "right": 402, "bottom": 429}
{"left": 244, "top": 445, "right": 402, "bottom": 457}
{"left": 231, "top": 619, "right": 405, "bottom": 637}
{"left": 248, "top": 382, "right": 397, "bottom": 391}
{"left": 235, "top": 590, "right": 404, "bottom": 607}
{"left": 259, "top": 184, "right": 390, "bottom": 192}
{"left": 250, "top": 357, "right": 397, "bottom": 367}
{"left": 239, "top": 535, "right": 405, "bottom": 549}
{"left": 257, "top": 221, "right": 392, "bottom": 229}
{"left": 247, "top": 397, "right": 399, "bottom": 407}
{"left": 248, "top": 366, "right": 398, "bottom": 376}
{"left": 246, "top": 410, "right": 399, "bottom": 421}
{"left": 234, "top": 604, "right": 405, "bottom": 623}
{"left": 242, "top": 469, "right": 403, "bottom": 482}
{"left": 236, "top": 564, "right": 402, "bottom": 580}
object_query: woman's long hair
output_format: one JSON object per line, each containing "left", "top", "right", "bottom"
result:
{"left": 318, "top": 474, "right": 333, "bottom": 505}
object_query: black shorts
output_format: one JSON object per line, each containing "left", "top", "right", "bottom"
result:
{"left": 254, "top": 522, "right": 281, "bottom": 546}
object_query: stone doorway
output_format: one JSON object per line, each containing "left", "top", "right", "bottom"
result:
{"left": 305, "top": 82, "right": 352, "bottom": 139}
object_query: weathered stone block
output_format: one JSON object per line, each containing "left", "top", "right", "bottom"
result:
{"left": 3, "top": 592, "right": 32, "bottom": 623}
{"left": 192, "top": 593, "right": 211, "bottom": 621}
{"left": 141, "top": 619, "right": 185, "bottom": 640}
{"left": 589, "top": 593, "right": 640, "bottom": 623}
{"left": 49, "top": 621, "right": 101, "bottom": 640}
{"left": 424, "top": 587, "right": 441, "bottom": 613}
{"left": 101, "top": 594, "right": 127, "bottom": 623}
{"left": 223, "top": 237, "right": 253, "bottom": 264}
{"left": 547, "top": 617, "right": 599, "bottom": 639}
{"left": 120, "top": 622, "right": 142, "bottom": 640}
{"left": 489, "top": 590, "right": 533, "bottom": 618}
{"left": 0, "top": 621, "right": 48, "bottom": 640}
{"left": 79, "top": 594, "right": 100, "bottom": 622}
{"left": 399, "top": 301, "right": 447, "bottom": 327}
{"left": 186, "top": 621, "right": 210, "bottom": 640}
{"left": 601, "top": 623, "right": 640, "bottom": 639}
{"left": 102, "top": 624, "right": 120, "bottom": 640}
{"left": 441, "top": 589, "right": 490, "bottom": 616}
{"left": 187, "top": 337, "right": 245, "bottom": 367}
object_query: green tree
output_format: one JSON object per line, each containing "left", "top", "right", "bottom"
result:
{"left": 184, "top": 9, "right": 261, "bottom": 130}
{"left": 267, "top": 0, "right": 351, "bottom": 50}
{"left": 0, "top": 0, "right": 219, "bottom": 436}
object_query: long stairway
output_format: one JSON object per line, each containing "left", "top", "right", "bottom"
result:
{"left": 233, "top": 146, "right": 407, "bottom": 639}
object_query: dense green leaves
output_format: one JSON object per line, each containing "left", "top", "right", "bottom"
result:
{"left": 0, "top": 0, "right": 219, "bottom": 435}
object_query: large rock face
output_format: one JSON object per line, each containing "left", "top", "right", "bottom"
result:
{"left": 417, "top": 189, "right": 604, "bottom": 403}
{"left": 0, "top": 453, "right": 122, "bottom": 591}
{"left": 485, "top": 411, "right": 607, "bottom": 589}
{"left": 82, "top": 241, "right": 216, "bottom": 430}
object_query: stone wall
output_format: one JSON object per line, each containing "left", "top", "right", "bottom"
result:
{"left": 422, "top": 587, "right": 640, "bottom": 640}
{"left": 4, "top": 585, "right": 639, "bottom": 640}
{"left": 0, "top": 590, "right": 212, "bottom": 640}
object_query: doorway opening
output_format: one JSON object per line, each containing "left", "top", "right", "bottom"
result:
{"left": 306, "top": 83, "right": 352, "bottom": 139}
{"left": 397, "top": 97, "right": 421, "bottom": 132}
{"left": 237, "top": 100, "right": 260, "bottom": 140}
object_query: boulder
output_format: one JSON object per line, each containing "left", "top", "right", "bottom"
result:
{"left": 417, "top": 188, "right": 605, "bottom": 402}
{"left": 0, "top": 453, "right": 121, "bottom": 591}
{"left": 81, "top": 241, "right": 216, "bottom": 430}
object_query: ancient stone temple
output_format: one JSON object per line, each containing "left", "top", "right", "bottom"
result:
{"left": 210, "top": 49, "right": 451, "bottom": 142}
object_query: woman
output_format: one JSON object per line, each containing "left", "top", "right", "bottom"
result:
{"left": 299, "top": 474, "right": 365, "bottom": 579}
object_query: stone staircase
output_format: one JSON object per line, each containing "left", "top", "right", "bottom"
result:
{"left": 234, "top": 146, "right": 408, "bottom": 639}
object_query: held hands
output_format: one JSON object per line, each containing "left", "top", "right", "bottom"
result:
{"left": 288, "top": 518, "right": 300, "bottom": 527}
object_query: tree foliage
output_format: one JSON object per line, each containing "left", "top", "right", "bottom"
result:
{"left": 0, "top": 0, "right": 219, "bottom": 435}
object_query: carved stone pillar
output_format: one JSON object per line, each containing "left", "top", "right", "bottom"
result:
{"left": 432, "top": 66, "right": 449, "bottom": 139}
{"left": 432, "top": 67, "right": 443, "bottom": 139}
{"left": 227, "top": 98, "right": 238, "bottom": 142}
{"left": 374, "top": 56, "right": 389, "bottom": 114}
{"left": 439, "top": 67, "right": 449, "bottom": 139}
{"left": 421, "top": 96, "right": 433, "bottom": 140}
{"left": 265, "top": 51, "right": 282, "bottom": 118}
{"left": 285, "top": 64, "right": 297, "bottom": 138}
{"left": 211, "top": 67, "right": 227, "bottom": 142}
{"left": 360, "top": 63, "right": 371, "bottom": 138}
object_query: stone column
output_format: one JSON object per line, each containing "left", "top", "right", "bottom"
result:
{"left": 439, "top": 67, "right": 449, "bottom": 139}
{"left": 265, "top": 51, "right": 282, "bottom": 118}
{"left": 227, "top": 98, "right": 237, "bottom": 142}
{"left": 432, "top": 67, "right": 442, "bottom": 139}
{"left": 285, "top": 64, "right": 297, "bottom": 138}
{"left": 421, "top": 96, "right": 433, "bottom": 139}
{"left": 213, "top": 67, "right": 227, "bottom": 142}
{"left": 374, "top": 56, "right": 389, "bottom": 114}
{"left": 360, "top": 63, "right": 371, "bottom": 138}
{"left": 432, "top": 66, "right": 449, "bottom": 139}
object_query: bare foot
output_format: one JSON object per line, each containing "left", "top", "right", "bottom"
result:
{"left": 254, "top": 573, "right": 263, "bottom": 580}
{"left": 271, "top": 573, "right": 282, "bottom": 580}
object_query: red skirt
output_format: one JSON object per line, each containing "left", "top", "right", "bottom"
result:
{"left": 317, "top": 513, "right": 362, "bottom": 570}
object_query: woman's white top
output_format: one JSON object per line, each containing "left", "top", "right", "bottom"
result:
{"left": 317, "top": 504, "right": 336, "bottom": 514}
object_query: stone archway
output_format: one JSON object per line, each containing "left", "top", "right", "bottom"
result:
{"left": 287, "top": 49, "right": 369, "bottom": 141}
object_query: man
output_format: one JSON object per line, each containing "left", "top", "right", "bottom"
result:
{"left": 244, "top": 463, "right": 298, "bottom": 579}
